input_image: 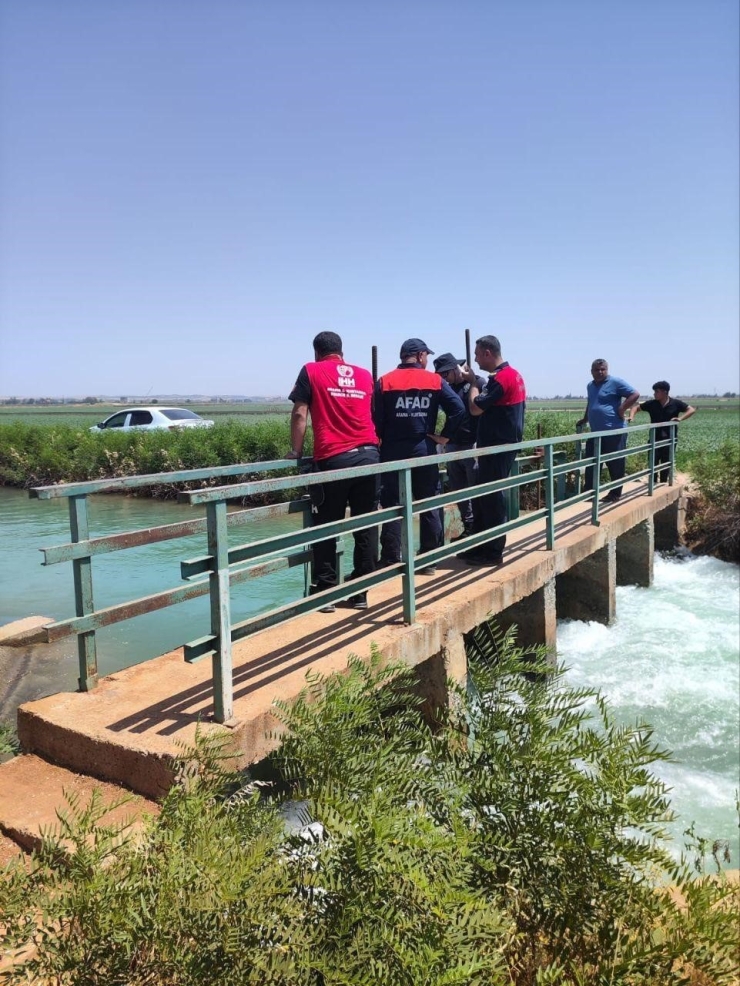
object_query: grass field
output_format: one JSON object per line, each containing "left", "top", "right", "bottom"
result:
{"left": 0, "top": 397, "right": 736, "bottom": 429}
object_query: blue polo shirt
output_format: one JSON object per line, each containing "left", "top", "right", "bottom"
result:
{"left": 586, "top": 375, "right": 636, "bottom": 431}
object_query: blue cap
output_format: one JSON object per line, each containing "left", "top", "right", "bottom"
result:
{"left": 400, "top": 337, "right": 434, "bottom": 357}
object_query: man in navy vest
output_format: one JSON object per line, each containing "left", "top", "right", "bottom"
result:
{"left": 374, "top": 338, "right": 465, "bottom": 572}
{"left": 458, "top": 334, "right": 526, "bottom": 566}
{"left": 288, "top": 331, "right": 379, "bottom": 610}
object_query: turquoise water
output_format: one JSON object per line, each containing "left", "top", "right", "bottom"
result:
{"left": 0, "top": 487, "right": 308, "bottom": 674}
{"left": 1, "top": 487, "right": 738, "bottom": 858}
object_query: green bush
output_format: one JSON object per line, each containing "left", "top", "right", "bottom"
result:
{"left": 0, "top": 419, "right": 305, "bottom": 494}
{"left": 684, "top": 439, "right": 740, "bottom": 562}
{"left": 2, "top": 631, "right": 737, "bottom": 984}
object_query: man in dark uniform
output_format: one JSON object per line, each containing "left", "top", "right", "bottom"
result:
{"left": 458, "top": 334, "right": 526, "bottom": 566}
{"left": 628, "top": 380, "right": 696, "bottom": 482}
{"left": 431, "top": 352, "right": 486, "bottom": 540}
{"left": 374, "top": 338, "right": 465, "bottom": 572}
{"left": 288, "top": 331, "right": 379, "bottom": 611}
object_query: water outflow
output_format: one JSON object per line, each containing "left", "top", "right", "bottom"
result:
{"left": 558, "top": 551, "right": 740, "bottom": 860}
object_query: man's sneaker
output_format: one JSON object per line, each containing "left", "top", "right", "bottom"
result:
{"left": 418, "top": 565, "right": 437, "bottom": 575}
{"left": 338, "top": 593, "right": 368, "bottom": 610}
{"left": 318, "top": 603, "right": 336, "bottom": 613}
{"left": 601, "top": 492, "right": 621, "bottom": 504}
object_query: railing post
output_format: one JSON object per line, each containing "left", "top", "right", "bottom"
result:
{"left": 668, "top": 422, "right": 676, "bottom": 486}
{"left": 508, "top": 458, "right": 520, "bottom": 520}
{"left": 399, "top": 467, "right": 416, "bottom": 624}
{"left": 544, "top": 445, "right": 555, "bottom": 550}
{"left": 207, "top": 500, "right": 233, "bottom": 723}
{"left": 591, "top": 436, "right": 602, "bottom": 526}
{"left": 69, "top": 495, "right": 97, "bottom": 691}
{"left": 648, "top": 427, "right": 656, "bottom": 495}
{"left": 555, "top": 450, "right": 567, "bottom": 502}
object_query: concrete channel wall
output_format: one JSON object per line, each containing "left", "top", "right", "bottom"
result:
{"left": 14, "top": 483, "right": 685, "bottom": 800}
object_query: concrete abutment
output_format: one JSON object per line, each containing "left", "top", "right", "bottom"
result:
{"left": 616, "top": 518, "right": 654, "bottom": 588}
{"left": 556, "top": 540, "right": 616, "bottom": 625}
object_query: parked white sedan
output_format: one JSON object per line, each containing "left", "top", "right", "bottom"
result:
{"left": 89, "top": 407, "right": 215, "bottom": 432}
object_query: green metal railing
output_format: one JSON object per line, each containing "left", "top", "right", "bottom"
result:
{"left": 30, "top": 422, "right": 677, "bottom": 722}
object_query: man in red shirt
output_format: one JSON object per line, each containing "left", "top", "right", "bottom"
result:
{"left": 288, "top": 331, "right": 379, "bottom": 610}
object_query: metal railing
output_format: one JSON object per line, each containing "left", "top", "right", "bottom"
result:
{"left": 30, "top": 422, "right": 676, "bottom": 721}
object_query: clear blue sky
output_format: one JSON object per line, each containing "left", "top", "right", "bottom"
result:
{"left": 1, "top": 0, "right": 737, "bottom": 398}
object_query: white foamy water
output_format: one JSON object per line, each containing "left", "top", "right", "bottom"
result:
{"left": 558, "top": 551, "right": 740, "bottom": 860}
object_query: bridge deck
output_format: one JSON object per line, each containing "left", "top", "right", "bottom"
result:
{"left": 17, "top": 479, "right": 683, "bottom": 798}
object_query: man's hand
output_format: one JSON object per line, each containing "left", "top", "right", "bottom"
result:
{"left": 460, "top": 364, "right": 477, "bottom": 384}
{"left": 429, "top": 434, "right": 449, "bottom": 445}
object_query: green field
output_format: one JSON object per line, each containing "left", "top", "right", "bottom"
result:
{"left": 0, "top": 397, "right": 736, "bottom": 429}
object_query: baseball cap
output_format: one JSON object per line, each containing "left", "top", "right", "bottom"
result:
{"left": 433, "top": 352, "right": 465, "bottom": 374}
{"left": 400, "top": 337, "right": 434, "bottom": 357}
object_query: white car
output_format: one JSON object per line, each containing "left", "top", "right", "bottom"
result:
{"left": 89, "top": 407, "right": 215, "bottom": 432}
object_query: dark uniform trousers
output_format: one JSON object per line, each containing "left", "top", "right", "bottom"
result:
{"left": 312, "top": 446, "right": 380, "bottom": 592}
{"left": 379, "top": 440, "right": 442, "bottom": 565}
{"left": 583, "top": 432, "right": 627, "bottom": 497}
{"left": 444, "top": 442, "right": 476, "bottom": 534}
{"left": 473, "top": 448, "right": 517, "bottom": 558}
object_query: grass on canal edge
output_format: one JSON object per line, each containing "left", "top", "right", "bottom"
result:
{"left": 1, "top": 635, "right": 738, "bottom": 985}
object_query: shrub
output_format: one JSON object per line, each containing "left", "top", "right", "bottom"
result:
{"left": 1, "top": 633, "right": 738, "bottom": 984}
{"left": 685, "top": 440, "right": 740, "bottom": 562}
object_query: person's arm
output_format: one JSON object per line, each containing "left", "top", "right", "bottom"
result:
{"left": 618, "top": 388, "right": 640, "bottom": 420}
{"left": 439, "top": 382, "right": 466, "bottom": 437}
{"left": 673, "top": 403, "right": 696, "bottom": 422}
{"left": 288, "top": 402, "right": 309, "bottom": 459}
{"left": 576, "top": 402, "right": 589, "bottom": 428}
{"left": 627, "top": 401, "right": 645, "bottom": 424}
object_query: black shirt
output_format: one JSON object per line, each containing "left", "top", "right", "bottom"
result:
{"left": 638, "top": 397, "right": 689, "bottom": 441}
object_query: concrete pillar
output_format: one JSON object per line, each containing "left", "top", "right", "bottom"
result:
{"left": 556, "top": 540, "right": 616, "bottom": 625}
{"left": 496, "top": 578, "right": 557, "bottom": 666}
{"left": 654, "top": 499, "right": 685, "bottom": 552}
{"left": 616, "top": 519, "right": 654, "bottom": 588}
{"left": 413, "top": 630, "right": 468, "bottom": 723}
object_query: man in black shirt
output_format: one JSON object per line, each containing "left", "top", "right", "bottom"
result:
{"left": 629, "top": 380, "right": 696, "bottom": 482}
{"left": 431, "top": 352, "right": 486, "bottom": 539}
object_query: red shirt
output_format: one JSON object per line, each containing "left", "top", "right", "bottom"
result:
{"left": 289, "top": 355, "right": 378, "bottom": 460}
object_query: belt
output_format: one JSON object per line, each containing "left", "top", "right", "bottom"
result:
{"left": 343, "top": 444, "right": 378, "bottom": 453}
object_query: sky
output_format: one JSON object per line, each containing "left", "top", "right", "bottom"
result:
{"left": 0, "top": 0, "right": 738, "bottom": 399}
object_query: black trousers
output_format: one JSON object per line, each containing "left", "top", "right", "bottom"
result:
{"left": 472, "top": 448, "right": 517, "bottom": 558}
{"left": 444, "top": 442, "right": 476, "bottom": 533}
{"left": 583, "top": 432, "right": 627, "bottom": 497}
{"left": 312, "top": 447, "right": 380, "bottom": 592}
{"left": 654, "top": 438, "right": 675, "bottom": 483}
{"left": 379, "top": 449, "right": 442, "bottom": 564}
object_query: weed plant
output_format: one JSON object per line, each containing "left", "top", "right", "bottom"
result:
{"left": 2, "top": 634, "right": 737, "bottom": 985}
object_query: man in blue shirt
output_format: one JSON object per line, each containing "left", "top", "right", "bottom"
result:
{"left": 576, "top": 359, "right": 639, "bottom": 503}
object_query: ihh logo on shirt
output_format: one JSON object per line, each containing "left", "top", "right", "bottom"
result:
{"left": 337, "top": 365, "right": 355, "bottom": 387}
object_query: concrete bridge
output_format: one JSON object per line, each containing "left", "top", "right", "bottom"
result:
{"left": 1, "top": 477, "right": 685, "bottom": 852}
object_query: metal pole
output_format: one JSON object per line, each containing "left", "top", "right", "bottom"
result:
{"left": 69, "top": 495, "right": 97, "bottom": 691}
{"left": 371, "top": 345, "right": 378, "bottom": 385}
{"left": 648, "top": 427, "right": 656, "bottom": 495}
{"left": 591, "top": 436, "right": 602, "bottom": 526}
{"left": 399, "top": 467, "right": 416, "bottom": 624}
{"left": 544, "top": 445, "right": 555, "bottom": 550}
{"left": 207, "top": 500, "right": 233, "bottom": 723}
{"left": 464, "top": 329, "right": 471, "bottom": 367}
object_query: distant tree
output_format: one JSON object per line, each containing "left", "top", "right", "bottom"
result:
{"left": 82, "top": 396, "right": 99, "bottom": 404}
{"left": 120, "top": 396, "right": 127, "bottom": 403}
{"left": 722, "top": 391, "right": 737, "bottom": 399}
{"left": 151, "top": 398, "right": 159, "bottom": 404}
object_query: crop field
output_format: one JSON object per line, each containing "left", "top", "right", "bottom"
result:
{"left": 0, "top": 397, "right": 736, "bottom": 429}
